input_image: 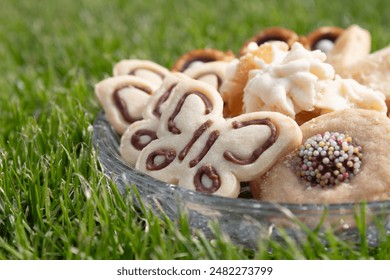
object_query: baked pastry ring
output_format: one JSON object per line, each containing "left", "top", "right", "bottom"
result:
{"left": 171, "top": 48, "right": 235, "bottom": 72}
{"left": 250, "top": 109, "right": 390, "bottom": 204}
{"left": 239, "top": 27, "right": 301, "bottom": 56}
{"left": 239, "top": 26, "right": 345, "bottom": 56}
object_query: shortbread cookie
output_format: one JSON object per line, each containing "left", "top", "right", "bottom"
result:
{"left": 325, "top": 25, "right": 371, "bottom": 74}
{"left": 243, "top": 42, "right": 387, "bottom": 124}
{"left": 95, "top": 59, "right": 170, "bottom": 135}
{"left": 119, "top": 67, "right": 230, "bottom": 166}
{"left": 135, "top": 78, "right": 302, "bottom": 198}
{"left": 220, "top": 41, "right": 289, "bottom": 117}
{"left": 239, "top": 27, "right": 301, "bottom": 56}
{"left": 120, "top": 73, "right": 186, "bottom": 166}
{"left": 95, "top": 75, "right": 156, "bottom": 135}
{"left": 251, "top": 109, "right": 390, "bottom": 204}
{"left": 171, "top": 48, "right": 235, "bottom": 72}
{"left": 183, "top": 61, "right": 228, "bottom": 92}
{"left": 113, "top": 59, "right": 170, "bottom": 86}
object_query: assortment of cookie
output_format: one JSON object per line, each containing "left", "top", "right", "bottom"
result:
{"left": 95, "top": 24, "right": 390, "bottom": 203}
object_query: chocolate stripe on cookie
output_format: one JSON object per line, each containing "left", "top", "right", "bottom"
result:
{"left": 152, "top": 84, "right": 177, "bottom": 118}
{"left": 223, "top": 118, "right": 277, "bottom": 165}
{"left": 194, "top": 164, "right": 221, "bottom": 194}
{"left": 189, "top": 130, "right": 220, "bottom": 168}
{"left": 131, "top": 129, "right": 158, "bottom": 151}
{"left": 113, "top": 85, "right": 152, "bottom": 123}
{"left": 168, "top": 91, "right": 213, "bottom": 134}
{"left": 146, "top": 148, "right": 176, "bottom": 171}
{"left": 178, "top": 120, "right": 213, "bottom": 161}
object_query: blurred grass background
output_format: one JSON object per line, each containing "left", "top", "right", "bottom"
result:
{"left": 1, "top": 0, "right": 390, "bottom": 259}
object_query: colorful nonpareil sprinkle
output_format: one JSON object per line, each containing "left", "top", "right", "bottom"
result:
{"left": 295, "top": 131, "right": 363, "bottom": 188}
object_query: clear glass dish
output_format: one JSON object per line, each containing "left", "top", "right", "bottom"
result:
{"left": 93, "top": 112, "right": 390, "bottom": 247}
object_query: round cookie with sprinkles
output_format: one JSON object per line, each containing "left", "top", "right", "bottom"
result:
{"left": 250, "top": 109, "right": 390, "bottom": 204}
{"left": 295, "top": 131, "right": 362, "bottom": 189}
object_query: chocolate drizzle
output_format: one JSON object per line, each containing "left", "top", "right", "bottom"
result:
{"left": 167, "top": 91, "right": 213, "bottom": 134}
{"left": 152, "top": 84, "right": 177, "bottom": 118}
{"left": 178, "top": 120, "right": 213, "bottom": 161}
{"left": 189, "top": 130, "right": 219, "bottom": 168}
{"left": 177, "top": 120, "right": 220, "bottom": 167}
{"left": 223, "top": 118, "right": 277, "bottom": 165}
{"left": 146, "top": 148, "right": 176, "bottom": 171}
{"left": 113, "top": 85, "right": 152, "bottom": 123}
{"left": 131, "top": 129, "right": 158, "bottom": 151}
{"left": 194, "top": 164, "right": 221, "bottom": 194}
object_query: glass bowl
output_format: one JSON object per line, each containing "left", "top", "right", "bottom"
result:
{"left": 93, "top": 112, "right": 390, "bottom": 247}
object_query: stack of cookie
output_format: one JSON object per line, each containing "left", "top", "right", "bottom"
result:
{"left": 95, "top": 24, "right": 390, "bottom": 204}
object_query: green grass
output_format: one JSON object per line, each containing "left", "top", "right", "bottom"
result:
{"left": 1, "top": 0, "right": 390, "bottom": 260}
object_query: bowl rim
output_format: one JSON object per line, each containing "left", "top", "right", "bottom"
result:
{"left": 93, "top": 111, "right": 390, "bottom": 216}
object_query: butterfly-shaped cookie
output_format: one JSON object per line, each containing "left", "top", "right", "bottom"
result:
{"left": 95, "top": 60, "right": 170, "bottom": 135}
{"left": 135, "top": 78, "right": 302, "bottom": 198}
{"left": 113, "top": 59, "right": 170, "bottom": 83}
{"left": 119, "top": 62, "right": 231, "bottom": 166}
{"left": 183, "top": 61, "right": 228, "bottom": 92}
{"left": 120, "top": 73, "right": 185, "bottom": 165}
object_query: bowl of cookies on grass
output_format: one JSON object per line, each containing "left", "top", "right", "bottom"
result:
{"left": 93, "top": 25, "right": 390, "bottom": 247}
